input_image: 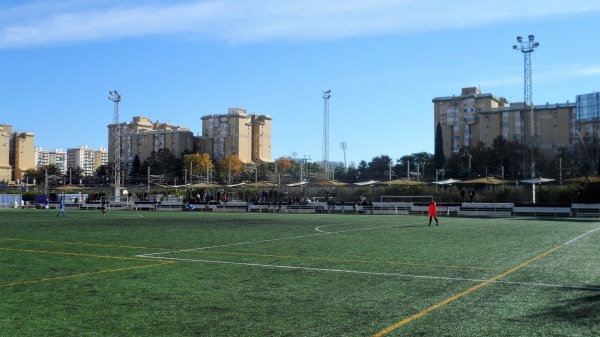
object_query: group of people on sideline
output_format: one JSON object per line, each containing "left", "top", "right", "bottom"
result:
{"left": 460, "top": 187, "right": 476, "bottom": 203}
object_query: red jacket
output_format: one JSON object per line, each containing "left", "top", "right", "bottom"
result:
{"left": 428, "top": 201, "right": 437, "bottom": 217}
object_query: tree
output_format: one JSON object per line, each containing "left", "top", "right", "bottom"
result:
{"left": 356, "top": 161, "right": 368, "bottom": 181}
{"left": 143, "top": 149, "right": 183, "bottom": 176}
{"left": 434, "top": 122, "right": 445, "bottom": 169}
{"left": 275, "top": 157, "right": 292, "bottom": 174}
{"left": 183, "top": 153, "right": 215, "bottom": 182}
{"left": 217, "top": 153, "right": 244, "bottom": 184}
{"left": 366, "top": 155, "right": 394, "bottom": 180}
{"left": 129, "top": 155, "right": 144, "bottom": 184}
{"left": 397, "top": 152, "right": 434, "bottom": 180}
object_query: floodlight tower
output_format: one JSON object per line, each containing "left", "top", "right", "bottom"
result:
{"left": 108, "top": 90, "right": 122, "bottom": 189}
{"left": 322, "top": 90, "right": 331, "bottom": 179}
{"left": 513, "top": 35, "right": 540, "bottom": 181}
{"left": 340, "top": 141, "right": 347, "bottom": 168}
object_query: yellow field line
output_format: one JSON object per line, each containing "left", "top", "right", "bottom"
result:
{"left": 0, "top": 247, "right": 175, "bottom": 263}
{"left": 0, "top": 237, "right": 170, "bottom": 250}
{"left": 0, "top": 263, "right": 170, "bottom": 288}
{"left": 193, "top": 250, "right": 496, "bottom": 270}
{"left": 372, "top": 244, "right": 565, "bottom": 336}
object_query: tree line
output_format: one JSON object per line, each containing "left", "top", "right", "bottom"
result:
{"left": 22, "top": 132, "right": 597, "bottom": 187}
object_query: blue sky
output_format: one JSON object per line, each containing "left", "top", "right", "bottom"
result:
{"left": 1, "top": 0, "right": 599, "bottom": 166}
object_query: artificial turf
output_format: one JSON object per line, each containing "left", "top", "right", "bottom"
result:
{"left": 1, "top": 209, "right": 599, "bottom": 336}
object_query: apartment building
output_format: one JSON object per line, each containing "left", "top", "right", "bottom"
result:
{"left": 107, "top": 116, "right": 197, "bottom": 172}
{"left": 35, "top": 147, "right": 69, "bottom": 175}
{"left": 0, "top": 125, "right": 11, "bottom": 181}
{"left": 433, "top": 87, "right": 576, "bottom": 160}
{"left": 200, "top": 108, "right": 272, "bottom": 164}
{"left": 94, "top": 147, "right": 108, "bottom": 173}
{"left": 67, "top": 145, "right": 108, "bottom": 177}
{"left": 35, "top": 147, "right": 49, "bottom": 168}
{"left": 576, "top": 92, "right": 600, "bottom": 143}
{"left": 0, "top": 124, "right": 35, "bottom": 182}
{"left": 50, "top": 149, "right": 68, "bottom": 175}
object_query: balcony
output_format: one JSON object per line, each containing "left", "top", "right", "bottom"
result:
{"left": 463, "top": 115, "right": 477, "bottom": 124}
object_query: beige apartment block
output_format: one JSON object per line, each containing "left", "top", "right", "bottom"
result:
{"left": 0, "top": 124, "right": 12, "bottom": 181}
{"left": 433, "top": 87, "right": 577, "bottom": 160}
{"left": 94, "top": 147, "right": 108, "bottom": 172}
{"left": 201, "top": 108, "right": 272, "bottom": 164}
{"left": 0, "top": 124, "right": 36, "bottom": 182}
{"left": 107, "top": 116, "right": 196, "bottom": 170}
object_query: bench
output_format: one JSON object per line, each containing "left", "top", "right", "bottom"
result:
{"left": 459, "top": 203, "right": 514, "bottom": 217}
{"left": 360, "top": 206, "right": 410, "bottom": 215}
{"left": 571, "top": 204, "right": 600, "bottom": 217}
{"left": 286, "top": 205, "right": 317, "bottom": 213}
{"left": 133, "top": 202, "right": 157, "bottom": 211}
{"left": 512, "top": 206, "right": 571, "bottom": 217}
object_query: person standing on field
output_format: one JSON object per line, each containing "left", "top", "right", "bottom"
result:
{"left": 428, "top": 198, "right": 439, "bottom": 226}
{"left": 57, "top": 198, "right": 66, "bottom": 217}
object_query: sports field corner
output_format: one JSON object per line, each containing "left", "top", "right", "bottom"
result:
{"left": 1, "top": 209, "right": 599, "bottom": 336}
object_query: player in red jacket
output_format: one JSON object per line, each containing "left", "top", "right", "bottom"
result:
{"left": 428, "top": 198, "right": 439, "bottom": 226}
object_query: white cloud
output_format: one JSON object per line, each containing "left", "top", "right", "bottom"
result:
{"left": 2, "top": 0, "right": 600, "bottom": 48}
{"left": 577, "top": 66, "right": 600, "bottom": 76}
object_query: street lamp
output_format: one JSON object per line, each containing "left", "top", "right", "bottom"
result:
{"left": 245, "top": 122, "right": 252, "bottom": 163}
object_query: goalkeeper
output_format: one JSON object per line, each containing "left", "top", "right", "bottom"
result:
{"left": 428, "top": 198, "right": 439, "bottom": 226}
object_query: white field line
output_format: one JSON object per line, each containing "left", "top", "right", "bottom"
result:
{"left": 139, "top": 223, "right": 408, "bottom": 257}
{"left": 136, "top": 255, "right": 600, "bottom": 291}
{"left": 136, "top": 221, "right": 600, "bottom": 291}
{"left": 564, "top": 226, "right": 600, "bottom": 245}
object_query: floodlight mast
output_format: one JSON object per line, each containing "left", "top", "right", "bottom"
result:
{"left": 340, "top": 141, "right": 347, "bottom": 168}
{"left": 322, "top": 90, "right": 331, "bottom": 179}
{"left": 108, "top": 90, "right": 122, "bottom": 188}
{"left": 513, "top": 35, "right": 539, "bottom": 181}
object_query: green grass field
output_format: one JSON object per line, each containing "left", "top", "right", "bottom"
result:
{"left": 1, "top": 209, "right": 599, "bottom": 336}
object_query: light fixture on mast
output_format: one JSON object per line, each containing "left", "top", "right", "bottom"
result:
{"left": 108, "top": 90, "right": 122, "bottom": 189}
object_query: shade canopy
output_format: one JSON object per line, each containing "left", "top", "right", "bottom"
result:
{"left": 378, "top": 179, "right": 426, "bottom": 186}
{"left": 354, "top": 180, "right": 381, "bottom": 186}
{"left": 520, "top": 177, "right": 555, "bottom": 184}
{"left": 431, "top": 178, "right": 462, "bottom": 185}
{"left": 286, "top": 181, "right": 308, "bottom": 187}
{"left": 306, "top": 180, "right": 350, "bottom": 187}
{"left": 460, "top": 177, "right": 513, "bottom": 185}
{"left": 54, "top": 184, "right": 83, "bottom": 190}
{"left": 244, "top": 181, "right": 279, "bottom": 188}
{"left": 187, "top": 182, "right": 222, "bottom": 188}
{"left": 563, "top": 176, "right": 600, "bottom": 184}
